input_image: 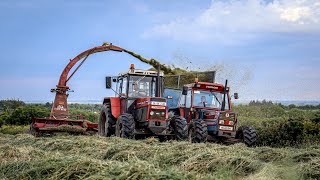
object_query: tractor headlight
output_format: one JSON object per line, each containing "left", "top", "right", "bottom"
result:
{"left": 219, "top": 120, "right": 224, "bottom": 124}
{"left": 161, "top": 111, "right": 165, "bottom": 116}
{"left": 150, "top": 111, "right": 155, "bottom": 116}
{"left": 229, "top": 121, "right": 234, "bottom": 125}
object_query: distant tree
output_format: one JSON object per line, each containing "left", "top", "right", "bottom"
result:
{"left": 276, "top": 103, "right": 286, "bottom": 109}
{"left": 249, "top": 100, "right": 256, "bottom": 106}
{"left": 288, "top": 104, "right": 296, "bottom": 109}
{"left": 287, "top": 108, "right": 305, "bottom": 120}
{"left": 45, "top": 102, "right": 52, "bottom": 108}
{"left": 311, "top": 111, "right": 320, "bottom": 123}
{"left": 0, "top": 112, "right": 10, "bottom": 126}
{"left": 0, "top": 99, "right": 25, "bottom": 112}
{"left": 5, "top": 105, "right": 50, "bottom": 125}
{"left": 261, "top": 104, "right": 285, "bottom": 118}
{"left": 0, "top": 115, "right": 3, "bottom": 127}
{"left": 282, "top": 118, "right": 304, "bottom": 143}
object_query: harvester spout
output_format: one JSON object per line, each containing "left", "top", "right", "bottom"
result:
{"left": 50, "top": 44, "right": 125, "bottom": 119}
{"left": 50, "top": 43, "right": 175, "bottom": 119}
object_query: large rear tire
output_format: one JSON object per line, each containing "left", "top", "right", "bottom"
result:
{"left": 172, "top": 116, "right": 188, "bottom": 141}
{"left": 116, "top": 113, "right": 135, "bottom": 139}
{"left": 236, "top": 126, "right": 257, "bottom": 147}
{"left": 98, "top": 103, "right": 116, "bottom": 137}
{"left": 188, "top": 119, "right": 208, "bottom": 143}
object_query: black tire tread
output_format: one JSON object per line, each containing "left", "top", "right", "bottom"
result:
{"left": 99, "top": 103, "right": 116, "bottom": 137}
{"left": 117, "top": 113, "right": 135, "bottom": 139}
{"left": 237, "top": 125, "right": 257, "bottom": 147}
{"left": 173, "top": 116, "right": 188, "bottom": 140}
{"left": 190, "top": 119, "right": 208, "bottom": 143}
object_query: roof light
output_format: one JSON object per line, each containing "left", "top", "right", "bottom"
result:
{"left": 130, "top": 64, "right": 135, "bottom": 69}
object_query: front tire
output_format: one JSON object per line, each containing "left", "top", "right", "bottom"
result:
{"left": 172, "top": 116, "right": 188, "bottom": 141}
{"left": 236, "top": 126, "right": 257, "bottom": 147}
{"left": 116, "top": 113, "right": 135, "bottom": 139}
{"left": 188, "top": 119, "right": 208, "bottom": 143}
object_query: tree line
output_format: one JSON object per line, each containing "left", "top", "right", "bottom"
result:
{"left": 0, "top": 100, "right": 99, "bottom": 127}
{"left": 1, "top": 99, "right": 319, "bottom": 147}
{"left": 235, "top": 100, "right": 320, "bottom": 146}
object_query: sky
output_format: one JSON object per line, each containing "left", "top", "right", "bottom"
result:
{"left": 0, "top": 0, "right": 319, "bottom": 103}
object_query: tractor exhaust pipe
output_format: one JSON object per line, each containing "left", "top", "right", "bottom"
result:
{"left": 156, "top": 63, "right": 161, "bottom": 97}
{"left": 221, "top": 79, "right": 228, "bottom": 111}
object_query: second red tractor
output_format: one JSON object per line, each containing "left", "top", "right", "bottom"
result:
{"left": 164, "top": 77, "right": 257, "bottom": 146}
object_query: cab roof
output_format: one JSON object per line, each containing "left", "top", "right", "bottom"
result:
{"left": 185, "top": 82, "right": 229, "bottom": 92}
{"left": 118, "top": 69, "right": 164, "bottom": 77}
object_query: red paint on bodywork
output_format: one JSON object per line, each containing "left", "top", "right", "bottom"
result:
{"left": 32, "top": 117, "right": 98, "bottom": 131}
{"left": 186, "top": 82, "right": 225, "bottom": 92}
{"left": 110, "top": 97, "right": 121, "bottom": 118}
{"left": 135, "top": 98, "right": 150, "bottom": 108}
{"left": 179, "top": 108, "right": 185, "bottom": 118}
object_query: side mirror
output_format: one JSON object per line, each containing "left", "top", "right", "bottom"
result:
{"left": 182, "top": 86, "right": 188, "bottom": 95}
{"left": 234, "top": 93, "right": 239, "bottom": 99}
{"left": 106, "top": 76, "right": 112, "bottom": 89}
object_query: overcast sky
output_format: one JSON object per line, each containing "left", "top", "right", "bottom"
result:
{"left": 0, "top": 0, "right": 319, "bottom": 102}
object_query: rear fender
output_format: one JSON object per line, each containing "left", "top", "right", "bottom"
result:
{"left": 103, "top": 97, "right": 121, "bottom": 119}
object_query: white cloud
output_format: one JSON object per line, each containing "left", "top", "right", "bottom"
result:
{"left": 142, "top": 0, "right": 320, "bottom": 44}
{"left": 280, "top": 6, "right": 311, "bottom": 22}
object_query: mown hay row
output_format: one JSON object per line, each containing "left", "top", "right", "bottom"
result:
{"left": 0, "top": 134, "right": 319, "bottom": 179}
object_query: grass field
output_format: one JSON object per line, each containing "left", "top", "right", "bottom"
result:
{"left": 0, "top": 133, "right": 319, "bottom": 180}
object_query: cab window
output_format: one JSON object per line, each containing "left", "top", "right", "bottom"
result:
{"left": 186, "top": 90, "right": 192, "bottom": 108}
{"left": 179, "top": 95, "right": 186, "bottom": 107}
{"left": 118, "top": 77, "right": 128, "bottom": 97}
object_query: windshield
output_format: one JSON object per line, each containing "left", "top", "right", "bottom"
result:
{"left": 128, "top": 76, "right": 157, "bottom": 98}
{"left": 193, "top": 90, "right": 229, "bottom": 109}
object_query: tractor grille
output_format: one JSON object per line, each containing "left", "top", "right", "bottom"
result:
{"left": 150, "top": 110, "right": 166, "bottom": 120}
{"left": 219, "top": 112, "right": 235, "bottom": 121}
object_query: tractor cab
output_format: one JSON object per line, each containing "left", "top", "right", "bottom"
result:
{"left": 108, "top": 64, "right": 165, "bottom": 113}
{"left": 184, "top": 80, "right": 238, "bottom": 136}
{"left": 99, "top": 64, "right": 188, "bottom": 140}
{"left": 114, "top": 64, "right": 164, "bottom": 98}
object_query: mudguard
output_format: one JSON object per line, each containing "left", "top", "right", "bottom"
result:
{"left": 103, "top": 97, "right": 121, "bottom": 118}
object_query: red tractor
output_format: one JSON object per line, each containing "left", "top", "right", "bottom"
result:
{"left": 98, "top": 64, "right": 188, "bottom": 140}
{"left": 164, "top": 77, "right": 257, "bottom": 146}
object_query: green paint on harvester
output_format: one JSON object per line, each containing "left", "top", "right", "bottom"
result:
{"left": 124, "top": 49, "right": 176, "bottom": 75}
{"left": 124, "top": 49, "right": 215, "bottom": 89}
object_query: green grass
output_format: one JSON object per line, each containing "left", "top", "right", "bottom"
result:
{"left": 1, "top": 134, "right": 319, "bottom": 179}
{"left": 0, "top": 125, "right": 29, "bottom": 135}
